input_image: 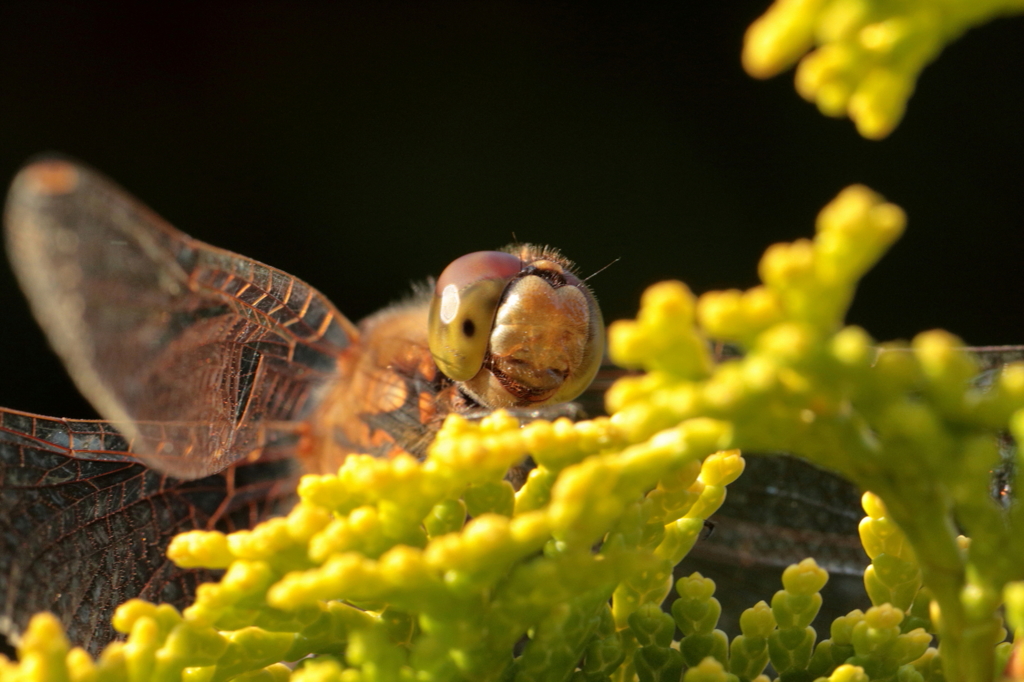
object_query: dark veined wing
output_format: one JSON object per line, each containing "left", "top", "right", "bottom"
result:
{"left": 0, "top": 408, "right": 299, "bottom": 654}
{"left": 4, "top": 159, "right": 359, "bottom": 479}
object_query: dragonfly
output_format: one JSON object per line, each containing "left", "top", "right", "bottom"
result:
{"left": 0, "top": 158, "right": 604, "bottom": 655}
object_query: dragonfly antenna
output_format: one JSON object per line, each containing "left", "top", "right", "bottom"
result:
{"left": 583, "top": 257, "right": 621, "bottom": 283}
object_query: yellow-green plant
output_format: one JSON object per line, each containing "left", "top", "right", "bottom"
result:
{"left": 4, "top": 181, "right": 1022, "bottom": 682}
{"left": 743, "top": 0, "right": 1024, "bottom": 138}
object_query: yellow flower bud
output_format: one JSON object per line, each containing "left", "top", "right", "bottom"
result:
{"left": 829, "top": 663, "right": 869, "bottom": 682}
{"left": 849, "top": 67, "right": 912, "bottom": 139}
{"left": 168, "top": 531, "right": 233, "bottom": 569}
{"left": 863, "top": 603, "right": 903, "bottom": 629}
{"left": 781, "top": 558, "right": 829, "bottom": 595}
{"left": 638, "top": 280, "right": 696, "bottom": 327}
{"left": 696, "top": 289, "right": 744, "bottom": 340}
{"left": 699, "top": 450, "right": 745, "bottom": 487}
{"left": 742, "top": 0, "right": 826, "bottom": 79}
{"left": 860, "top": 491, "right": 886, "bottom": 519}
{"left": 816, "top": 0, "right": 871, "bottom": 42}
{"left": 759, "top": 239, "right": 816, "bottom": 291}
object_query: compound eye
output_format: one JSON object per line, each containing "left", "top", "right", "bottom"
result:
{"left": 428, "top": 251, "right": 523, "bottom": 381}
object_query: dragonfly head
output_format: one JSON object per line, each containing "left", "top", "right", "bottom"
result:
{"left": 428, "top": 245, "right": 604, "bottom": 409}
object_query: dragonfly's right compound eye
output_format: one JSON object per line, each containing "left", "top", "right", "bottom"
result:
{"left": 428, "top": 250, "right": 524, "bottom": 382}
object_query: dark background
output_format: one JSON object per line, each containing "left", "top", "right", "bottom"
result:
{"left": 0, "top": 1, "right": 1021, "bottom": 651}
{"left": 1, "top": 3, "right": 1022, "bottom": 419}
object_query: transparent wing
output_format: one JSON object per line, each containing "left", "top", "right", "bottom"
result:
{"left": 0, "top": 408, "right": 298, "bottom": 654}
{"left": 4, "top": 159, "right": 359, "bottom": 479}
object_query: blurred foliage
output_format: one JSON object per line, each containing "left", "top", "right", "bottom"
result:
{"left": 743, "top": 0, "right": 1024, "bottom": 138}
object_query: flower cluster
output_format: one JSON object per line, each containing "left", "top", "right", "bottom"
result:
{"left": 742, "top": 0, "right": 1024, "bottom": 138}
{"left": 609, "top": 184, "right": 1024, "bottom": 682}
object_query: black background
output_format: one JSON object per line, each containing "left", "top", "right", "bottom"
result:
{"left": 0, "top": 2, "right": 1022, "bottom": 656}
{"left": 0, "top": 4, "right": 1021, "bottom": 420}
